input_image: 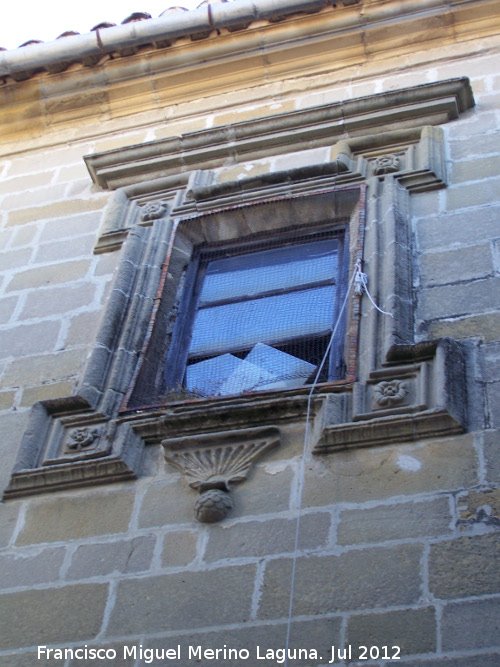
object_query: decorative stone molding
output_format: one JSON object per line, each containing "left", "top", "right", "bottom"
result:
{"left": 162, "top": 427, "right": 281, "bottom": 522}
{"left": 85, "top": 78, "right": 472, "bottom": 192}
{"left": 315, "top": 339, "right": 466, "bottom": 454}
{"left": 4, "top": 78, "right": 473, "bottom": 501}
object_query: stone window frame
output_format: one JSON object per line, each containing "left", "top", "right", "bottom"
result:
{"left": 124, "top": 184, "right": 365, "bottom": 411}
{"left": 4, "top": 78, "right": 473, "bottom": 509}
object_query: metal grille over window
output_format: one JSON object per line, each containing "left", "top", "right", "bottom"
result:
{"left": 166, "top": 231, "right": 346, "bottom": 399}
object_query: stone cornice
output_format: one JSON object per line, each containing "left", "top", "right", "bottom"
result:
{"left": 0, "top": 0, "right": 496, "bottom": 147}
{"left": 85, "top": 78, "right": 474, "bottom": 191}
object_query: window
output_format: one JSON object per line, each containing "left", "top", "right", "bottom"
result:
{"left": 163, "top": 227, "right": 347, "bottom": 399}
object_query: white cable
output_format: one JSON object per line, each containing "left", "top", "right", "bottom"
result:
{"left": 283, "top": 260, "right": 392, "bottom": 665}
{"left": 356, "top": 271, "right": 394, "bottom": 318}
{"left": 283, "top": 261, "right": 361, "bottom": 666}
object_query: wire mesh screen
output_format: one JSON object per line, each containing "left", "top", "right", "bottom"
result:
{"left": 184, "top": 237, "right": 340, "bottom": 397}
{"left": 125, "top": 219, "right": 348, "bottom": 409}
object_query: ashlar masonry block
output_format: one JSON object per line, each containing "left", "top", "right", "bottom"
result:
{"left": 0, "top": 583, "right": 109, "bottom": 650}
{"left": 66, "top": 536, "right": 155, "bottom": 580}
{"left": 303, "top": 435, "right": 477, "bottom": 506}
{"left": 429, "top": 533, "right": 500, "bottom": 599}
{"left": 143, "top": 617, "right": 342, "bottom": 667}
{"left": 441, "top": 598, "right": 500, "bottom": 652}
{"left": 337, "top": 497, "right": 452, "bottom": 545}
{"left": 204, "top": 512, "right": 331, "bottom": 562}
{"left": 16, "top": 486, "right": 136, "bottom": 546}
{"left": 258, "top": 544, "right": 422, "bottom": 618}
{"left": 346, "top": 607, "right": 437, "bottom": 660}
{"left": 106, "top": 565, "right": 257, "bottom": 636}
{"left": 0, "top": 547, "right": 66, "bottom": 590}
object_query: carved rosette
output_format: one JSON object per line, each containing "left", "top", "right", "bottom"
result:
{"left": 140, "top": 200, "right": 168, "bottom": 222}
{"left": 373, "top": 154, "right": 400, "bottom": 175}
{"left": 65, "top": 426, "right": 100, "bottom": 452}
{"left": 372, "top": 379, "right": 408, "bottom": 409}
{"left": 162, "top": 427, "right": 280, "bottom": 523}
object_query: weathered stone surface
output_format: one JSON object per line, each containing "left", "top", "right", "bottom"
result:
{"left": 3, "top": 184, "right": 67, "bottom": 211}
{"left": 6, "top": 146, "right": 89, "bottom": 178}
{"left": 6, "top": 260, "right": 91, "bottom": 292}
{"left": 346, "top": 607, "right": 437, "bottom": 661}
{"left": 338, "top": 497, "right": 452, "bottom": 545}
{"left": 205, "top": 512, "right": 331, "bottom": 562}
{"left": 441, "top": 598, "right": 500, "bottom": 651}
{"left": 0, "top": 246, "right": 32, "bottom": 272}
{"left": 39, "top": 211, "right": 102, "bottom": 242}
{"left": 416, "top": 205, "right": 500, "bottom": 252}
{"left": 480, "top": 342, "right": 500, "bottom": 382}
{"left": 0, "top": 411, "right": 29, "bottom": 496}
{"left": 446, "top": 178, "right": 500, "bottom": 211}
{"left": 457, "top": 487, "right": 500, "bottom": 523}
{"left": 0, "top": 321, "right": 60, "bottom": 360}
{"left": 487, "top": 381, "right": 500, "bottom": 428}
{"left": 161, "top": 529, "right": 198, "bottom": 567}
{"left": 0, "top": 170, "right": 54, "bottom": 196}
{"left": 304, "top": 436, "right": 477, "bottom": 506}
{"left": 142, "top": 617, "right": 342, "bottom": 666}
{"left": 451, "top": 154, "right": 500, "bottom": 184}
{"left": 0, "top": 502, "right": 21, "bottom": 548}
{"left": 429, "top": 533, "right": 500, "bottom": 599}
{"left": 65, "top": 642, "right": 133, "bottom": 666}
{"left": 230, "top": 465, "right": 294, "bottom": 518}
{"left": 67, "top": 536, "right": 155, "bottom": 580}
{"left": 0, "top": 389, "right": 16, "bottom": 411}
{"left": 11, "top": 224, "right": 38, "bottom": 247}
{"left": 397, "top": 654, "right": 500, "bottom": 667}
{"left": 484, "top": 431, "right": 500, "bottom": 484}
{"left": 19, "top": 283, "right": 96, "bottom": 320}
{"left": 449, "top": 131, "right": 500, "bottom": 161}
{"left": 34, "top": 234, "right": 96, "bottom": 264}
{"left": 259, "top": 544, "right": 422, "bottom": 617}
{"left": 20, "top": 380, "right": 76, "bottom": 407}
{"left": 0, "top": 296, "right": 17, "bottom": 326}
{"left": 427, "top": 311, "right": 500, "bottom": 343}
{"left": 7, "top": 198, "right": 106, "bottom": 227}
{"left": 107, "top": 565, "right": 256, "bottom": 635}
{"left": 419, "top": 244, "right": 492, "bottom": 287}
{"left": 17, "top": 487, "right": 136, "bottom": 546}
{"left": 1, "top": 348, "right": 87, "bottom": 388}
{"left": 419, "top": 277, "right": 500, "bottom": 321}
{"left": 65, "top": 311, "right": 102, "bottom": 348}
{"left": 1, "top": 650, "right": 64, "bottom": 667}
{"left": 0, "top": 547, "right": 65, "bottom": 589}
{"left": 0, "top": 583, "right": 108, "bottom": 650}
{"left": 138, "top": 477, "right": 198, "bottom": 527}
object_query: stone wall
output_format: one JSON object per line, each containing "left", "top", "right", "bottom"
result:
{"left": 0, "top": 1, "right": 499, "bottom": 665}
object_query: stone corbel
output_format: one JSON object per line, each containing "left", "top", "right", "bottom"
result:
{"left": 162, "top": 426, "right": 280, "bottom": 522}
{"left": 3, "top": 397, "right": 141, "bottom": 499}
{"left": 315, "top": 339, "right": 466, "bottom": 454}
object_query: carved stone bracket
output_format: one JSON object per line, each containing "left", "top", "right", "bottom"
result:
{"left": 162, "top": 426, "right": 280, "bottom": 522}
{"left": 315, "top": 339, "right": 466, "bottom": 454}
{"left": 3, "top": 398, "right": 140, "bottom": 499}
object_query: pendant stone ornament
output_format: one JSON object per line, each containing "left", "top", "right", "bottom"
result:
{"left": 162, "top": 426, "right": 280, "bottom": 523}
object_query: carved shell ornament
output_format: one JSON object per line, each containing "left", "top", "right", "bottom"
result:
{"left": 140, "top": 200, "right": 168, "bottom": 222}
{"left": 373, "top": 154, "right": 400, "bottom": 175}
{"left": 66, "top": 427, "right": 100, "bottom": 451}
{"left": 372, "top": 379, "right": 408, "bottom": 408}
{"left": 162, "top": 427, "right": 280, "bottom": 523}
